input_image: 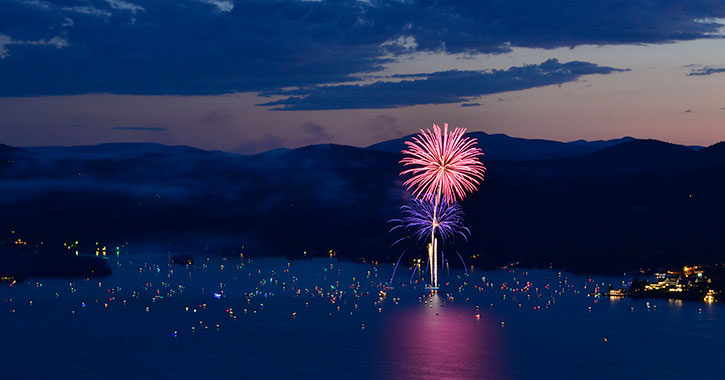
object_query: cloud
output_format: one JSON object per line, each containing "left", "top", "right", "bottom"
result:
{"left": 368, "top": 115, "right": 402, "bottom": 141}
{"left": 0, "top": 33, "right": 68, "bottom": 61}
{"left": 104, "top": 0, "right": 144, "bottom": 14}
{"left": 461, "top": 103, "right": 482, "bottom": 107}
{"left": 62, "top": 6, "right": 112, "bottom": 17}
{"left": 300, "top": 122, "right": 330, "bottom": 144}
{"left": 112, "top": 125, "right": 167, "bottom": 131}
{"left": 688, "top": 66, "right": 725, "bottom": 76}
{"left": 259, "top": 59, "right": 626, "bottom": 110}
{"left": 200, "top": 0, "right": 234, "bottom": 12}
{"left": 0, "top": 1, "right": 723, "bottom": 97}
{"left": 232, "top": 133, "right": 287, "bottom": 154}
{"left": 231, "top": 122, "right": 331, "bottom": 153}
{"left": 197, "top": 108, "right": 233, "bottom": 126}
{"left": 381, "top": 36, "right": 419, "bottom": 55}
{"left": 0, "top": 34, "right": 10, "bottom": 59}
{"left": 0, "top": 0, "right": 389, "bottom": 96}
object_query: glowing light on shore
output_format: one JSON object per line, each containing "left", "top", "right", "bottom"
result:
{"left": 705, "top": 289, "right": 716, "bottom": 303}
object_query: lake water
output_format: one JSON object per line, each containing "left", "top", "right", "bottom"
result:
{"left": 1, "top": 254, "right": 723, "bottom": 379}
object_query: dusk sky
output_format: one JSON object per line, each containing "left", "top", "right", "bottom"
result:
{"left": 2, "top": 0, "right": 725, "bottom": 153}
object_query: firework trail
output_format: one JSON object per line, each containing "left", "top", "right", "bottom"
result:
{"left": 422, "top": 254, "right": 430, "bottom": 276}
{"left": 456, "top": 251, "right": 468, "bottom": 275}
{"left": 390, "top": 249, "right": 407, "bottom": 285}
{"left": 410, "top": 262, "right": 419, "bottom": 282}
{"left": 442, "top": 251, "right": 446, "bottom": 276}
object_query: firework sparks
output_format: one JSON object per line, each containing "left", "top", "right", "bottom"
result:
{"left": 397, "top": 122, "right": 485, "bottom": 289}
{"left": 400, "top": 123, "right": 486, "bottom": 204}
{"left": 389, "top": 198, "right": 470, "bottom": 246}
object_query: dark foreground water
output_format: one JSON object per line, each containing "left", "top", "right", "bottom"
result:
{"left": 1, "top": 254, "right": 723, "bottom": 379}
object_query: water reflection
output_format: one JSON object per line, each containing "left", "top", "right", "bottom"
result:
{"left": 379, "top": 294, "right": 507, "bottom": 380}
{"left": 3, "top": 256, "right": 723, "bottom": 379}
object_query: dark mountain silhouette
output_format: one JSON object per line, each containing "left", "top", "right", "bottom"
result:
{"left": 2, "top": 136, "right": 725, "bottom": 277}
{"left": 367, "top": 131, "right": 638, "bottom": 161}
{"left": 695, "top": 141, "right": 725, "bottom": 165}
{"left": 581, "top": 139, "right": 699, "bottom": 172}
{"left": 24, "top": 142, "right": 205, "bottom": 158}
{"left": 497, "top": 139, "right": 703, "bottom": 179}
{"left": 0, "top": 144, "right": 30, "bottom": 158}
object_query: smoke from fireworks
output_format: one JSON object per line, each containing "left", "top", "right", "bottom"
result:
{"left": 389, "top": 198, "right": 470, "bottom": 246}
{"left": 400, "top": 123, "right": 486, "bottom": 204}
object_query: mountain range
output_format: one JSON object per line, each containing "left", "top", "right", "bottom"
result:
{"left": 367, "top": 132, "right": 639, "bottom": 161}
{"left": 2, "top": 132, "right": 725, "bottom": 276}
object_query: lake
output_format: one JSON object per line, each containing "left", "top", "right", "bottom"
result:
{"left": 1, "top": 254, "right": 723, "bottom": 379}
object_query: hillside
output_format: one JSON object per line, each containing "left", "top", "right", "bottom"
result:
{"left": 2, "top": 137, "right": 725, "bottom": 275}
{"left": 367, "top": 131, "right": 637, "bottom": 161}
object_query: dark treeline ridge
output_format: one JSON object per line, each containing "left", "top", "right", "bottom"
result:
{"left": 2, "top": 137, "right": 725, "bottom": 277}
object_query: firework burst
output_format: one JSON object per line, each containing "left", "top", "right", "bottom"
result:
{"left": 400, "top": 123, "right": 486, "bottom": 204}
{"left": 395, "top": 122, "right": 485, "bottom": 289}
{"left": 389, "top": 198, "right": 470, "bottom": 246}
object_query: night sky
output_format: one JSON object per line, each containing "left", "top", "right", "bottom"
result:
{"left": 2, "top": 0, "right": 725, "bottom": 153}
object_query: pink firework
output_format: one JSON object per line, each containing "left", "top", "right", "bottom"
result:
{"left": 400, "top": 123, "right": 486, "bottom": 203}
